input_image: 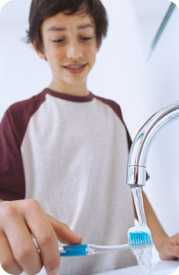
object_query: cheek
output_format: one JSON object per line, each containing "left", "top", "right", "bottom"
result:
{"left": 47, "top": 48, "right": 66, "bottom": 63}
{"left": 88, "top": 49, "right": 96, "bottom": 64}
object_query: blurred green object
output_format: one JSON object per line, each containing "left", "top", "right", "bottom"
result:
{"left": 148, "top": 2, "right": 176, "bottom": 60}
{"left": 170, "top": 0, "right": 179, "bottom": 7}
{"left": 0, "top": 0, "right": 12, "bottom": 11}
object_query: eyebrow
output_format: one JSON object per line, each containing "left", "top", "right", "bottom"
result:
{"left": 47, "top": 23, "right": 94, "bottom": 32}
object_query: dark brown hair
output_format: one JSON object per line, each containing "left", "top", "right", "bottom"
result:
{"left": 26, "top": 0, "right": 108, "bottom": 51}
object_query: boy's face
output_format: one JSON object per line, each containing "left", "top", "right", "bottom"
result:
{"left": 36, "top": 11, "right": 98, "bottom": 90}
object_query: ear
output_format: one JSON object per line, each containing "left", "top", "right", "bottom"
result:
{"left": 31, "top": 42, "right": 47, "bottom": 61}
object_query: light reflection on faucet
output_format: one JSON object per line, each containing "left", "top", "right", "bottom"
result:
{"left": 127, "top": 102, "right": 179, "bottom": 222}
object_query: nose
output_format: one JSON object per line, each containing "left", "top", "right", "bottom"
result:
{"left": 66, "top": 41, "right": 82, "bottom": 60}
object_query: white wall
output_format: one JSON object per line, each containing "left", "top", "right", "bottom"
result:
{"left": 139, "top": 8, "right": 179, "bottom": 236}
{"left": 0, "top": 0, "right": 51, "bottom": 114}
{"left": 0, "top": 0, "right": 179, "bottom": 235}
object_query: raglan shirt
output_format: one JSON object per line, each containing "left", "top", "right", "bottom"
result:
{"left": 0, "top": 88, "right": 136, "bottom": 275}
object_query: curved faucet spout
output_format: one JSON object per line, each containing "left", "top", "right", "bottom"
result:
{"left": 127, "top": 102, "right": 179, "bottom": 187}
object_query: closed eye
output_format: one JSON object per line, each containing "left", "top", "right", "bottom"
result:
{"left": 51, "top": 36, "right": 94, "bottom": 44}
{"left": 80, "top": 36, "right": 94, "bottom": 41}
{"left": 52, "top": 38, "right": 65, "bottom": 43}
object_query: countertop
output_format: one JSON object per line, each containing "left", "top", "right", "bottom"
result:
{"left": 95, "top": 261, "right": 179, "bottom": 275}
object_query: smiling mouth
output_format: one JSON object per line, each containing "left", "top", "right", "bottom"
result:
{"left": 63, "top": 64, "right": 88, "bottom": 73}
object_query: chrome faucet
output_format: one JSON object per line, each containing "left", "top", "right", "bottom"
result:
{"left": 127, "top": 102, "right": 179, "bottom": 188}
{"left": 127, "top": 102, "right": 179, "bottom": 225}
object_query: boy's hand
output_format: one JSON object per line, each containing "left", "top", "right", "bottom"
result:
{"left": 0, "top": 199, "right": 82, "bottom": 275}
{"left": 158, "top": 233, "right": 179, "bottom": 260}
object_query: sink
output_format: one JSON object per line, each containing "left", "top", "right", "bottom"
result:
{"left": 95, "top": 261, "right": 179, "bottom": 275}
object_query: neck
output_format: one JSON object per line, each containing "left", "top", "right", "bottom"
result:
{"left": 49, "top": 80, "right": 89, "bottom": 96}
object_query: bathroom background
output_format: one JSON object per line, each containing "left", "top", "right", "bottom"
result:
{"left": 0, "top": 0, "right": 179, "bottom": 236}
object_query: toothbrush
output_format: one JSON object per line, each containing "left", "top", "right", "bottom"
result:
{"left": 59, "top": 225, "right": 153, "bottom": 257}
{"left": 128, "top": 225, "right": 153, "bottom": 249}
{"left": 59, "top": 243, "right": 129, "bottom": 257}
{"left": 147, "top": 2, "right": 176, "bottom": 60}
{"left": 128, "top": 225, "right": 153, "bottom": 271}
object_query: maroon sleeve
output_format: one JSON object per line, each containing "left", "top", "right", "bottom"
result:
{"left": 0, "top": 91, "right": 46, "bottom": 200}
{"left": 0, "top": 108, "right": 25, "bottom": 200}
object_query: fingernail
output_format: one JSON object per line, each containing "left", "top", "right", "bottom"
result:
{"left": 75, "top": 233, "right": 82, "bottom": 242}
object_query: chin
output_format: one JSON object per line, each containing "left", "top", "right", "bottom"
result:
{"left": 67, "top": 75, "right": 86, "bottom": 83}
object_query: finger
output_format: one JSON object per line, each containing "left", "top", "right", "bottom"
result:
{"left": 160, "top": 241, "right": 179, "bottom": 260}
{"left": 47, "top": 214, "right": 82, "bottom": 244}
{"left": 171, "top": 234, "right": 179, "bottom": 245}
{"left": 0, "top": 230, "right": 22, "bottom": 274}
{"left": 171, "top": 245, "right": 179, "bottom": 259}
{"left": 22, "top": 201, "right": 60, "bottom": 275}
{"left": 1, "top": 205, "right": 42, "bottom": 274}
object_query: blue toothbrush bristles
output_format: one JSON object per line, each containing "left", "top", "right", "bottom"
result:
{"left": 128, "top": 225, "right": 154, "bottom": 272}
{"left": 128, "top": 225, "right": 153, "bottom": 249}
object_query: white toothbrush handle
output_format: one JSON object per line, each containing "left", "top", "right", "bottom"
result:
{"left": 88, "top": 243, "right": 129, "bottom": 254}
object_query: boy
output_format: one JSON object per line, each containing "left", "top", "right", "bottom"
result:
{"left": 0, "top": 0, "right": 179, "bottom": 274}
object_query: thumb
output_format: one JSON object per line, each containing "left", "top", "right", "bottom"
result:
{"left": 47, "top": 214, "right": 82, "bottom": 244}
